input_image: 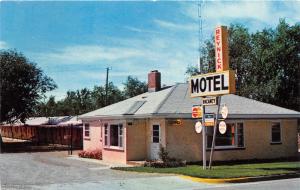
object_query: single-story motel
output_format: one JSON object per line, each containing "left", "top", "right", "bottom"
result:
{"left": 80, "top": 70, "right": 300, "bottom": 164}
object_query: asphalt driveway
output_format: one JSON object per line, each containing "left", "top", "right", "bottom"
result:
{"left": 0, "top": 152, "right": 211, "bottom": 190}
{"left": 0, "top": 152, "right": 299, "bottom": 190}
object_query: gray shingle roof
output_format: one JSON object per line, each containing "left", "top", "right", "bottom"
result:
{"left": 156, "top": 83, "right": 300, "bottom": 119}
{"left": 80, "top": 86, "right": 174, "bottom": 118}
{"left": 80, "top": 83, "right": 300, "bottom": 119}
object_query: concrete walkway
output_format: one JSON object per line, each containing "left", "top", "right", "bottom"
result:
{"left": 67, "top": 155, "right": 132, "bottom": 168}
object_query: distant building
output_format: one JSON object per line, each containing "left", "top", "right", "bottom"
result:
{"left": 0, "top": 116, "right": 83, "bottom": 149}
{"left": 80, "top": 70, "right": 300, "bottom": 164}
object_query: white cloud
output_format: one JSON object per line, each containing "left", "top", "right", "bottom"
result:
{"left": 78, "top": 70, "right": 146, "bottom": 80}
{"left": 34, "top": 45, "right": 147, "bottom": 64}
{"left": 183, "top": 1, "right": 270, "bottom": 21}
{"left": 182, "top": 1, "right": 300, "bottom": 28}
{"left": 154, "top": 19, "right": 196, "bottom": 31}
{"left": 0, "top": 41, "right": 8, "bottom": 49}
{"left": 124, "top": 26, "right": 163, "bottom": 34}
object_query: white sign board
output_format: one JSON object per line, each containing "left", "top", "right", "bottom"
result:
{"left": 219, "top": 121, "right": 227, "bottom": 134}
{"left": 195, "top": 121, "right": 202, "bottom": 134}
{"left": 202, "top": 97, "right": 217, "bottom": 106}
{"left": 221, "top": 105, "right": 229, "bottom": 119}
{"left": 189, "top": 70, "right": 235, "bottom": 97}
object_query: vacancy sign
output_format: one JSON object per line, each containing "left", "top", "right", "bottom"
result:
{"left": 215, "top": 26, "right": 229, "bottom": 72}
{"left": 202, "top": 97, "right": 218, "bottom": 106}
{"left": 192, "top": 105, "right": 202, "bottom": 118}
{"left": 189, "top": 70, "right": 236, "bottom": 97}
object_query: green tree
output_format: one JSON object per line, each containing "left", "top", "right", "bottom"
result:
{"left": 0, "top": 50, "right": 57, "bottom": 123}
{"left": 123, "top": 76, "right": 147, "bottom": 98}
{"left": 186, "top": 20, "right": 300, "bottom": 111}
{"left": 34, "top": 76, "right": 149, "bottom": 116}
{"left": 92, "top": 82, "right": 124, "bottom": 107}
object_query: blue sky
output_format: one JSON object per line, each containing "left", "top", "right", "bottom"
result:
{"left": 1, "top": 1, "right": 299, "bottom": 100}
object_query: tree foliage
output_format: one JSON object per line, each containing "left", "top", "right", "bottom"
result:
{"left": 186, "top": 20, "right": 300, "bottom": 111}
{"left": 35, "top": 76, "right": 147, "bottom": 117}
{"left": 123, "top": 76, "right": 147, "bottom": 99}
{"left": 0, "top": 50, "right": 57, "bottom": 123}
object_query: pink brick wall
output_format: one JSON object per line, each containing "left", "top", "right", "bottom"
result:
{"left": 83, "top": 121, "right": 102, "bottom": 151}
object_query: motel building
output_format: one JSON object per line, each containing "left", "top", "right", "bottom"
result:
{"left": 79, "top": 70, "right": 300, "bottom": 164}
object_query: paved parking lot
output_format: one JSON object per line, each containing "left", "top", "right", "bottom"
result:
{"left": 0, "top": 152, "right": 299, "bottom": 190}
{"left": 0, "top": 152, "right": 211, "bottom": 190}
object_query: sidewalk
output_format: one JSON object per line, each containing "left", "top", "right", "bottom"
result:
{"left": 67, "top": 155, "right": 133, "bottom": 168}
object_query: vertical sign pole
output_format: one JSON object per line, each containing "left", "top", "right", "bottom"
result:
{"left": 209, "top": 96, "right": 222, "bottom": 169}
{"left": 70, "top": 124, "right": 73, "bottom": 155}
{"left": 202, "top": 105, "right": 206, "bottom": 169}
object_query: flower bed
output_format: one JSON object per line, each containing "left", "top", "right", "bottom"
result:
{"left": 78, "top": 149, "right": 102, "bottom": 160}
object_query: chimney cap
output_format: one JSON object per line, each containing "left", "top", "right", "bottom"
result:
{"left": 151, "top": 70, "right": 159, "bottom": 73}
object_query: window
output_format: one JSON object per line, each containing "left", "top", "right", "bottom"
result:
{"left": 104, "top": 124, "right": 108, "bottom": 146}
{"left": 84, "top": 123, "right": 90, "bottom": 137}
{"left": 104, "top": 123, "right": 123, "bottom": 149}
{"left": 271, "top": 122, "right": 281, "bottom": 143}
{"left": 236, "top": 123, "right": 244, "bottom": 147}
{"left": 207, "top": 122, "right": 244, "bottom": 149}
{"left": 110, "top": 124, "right": 119, "bottom": 146}
{"left": 152, "top": 125, "right": 160, "bottom": 143}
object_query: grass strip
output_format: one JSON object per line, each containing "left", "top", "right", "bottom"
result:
{"left": 113, "top": 161, "right": 300, "bottom": 179}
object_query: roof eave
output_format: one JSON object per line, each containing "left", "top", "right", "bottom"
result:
{"left": 79, "top": 113, "right": 300, "bottom": 121}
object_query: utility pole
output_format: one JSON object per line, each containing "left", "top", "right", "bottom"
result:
{"left": 105, "top": 67, "right": 110, "bottom": 106}
{"left": 198, "top": 0, "right": 203, "bottom": 74}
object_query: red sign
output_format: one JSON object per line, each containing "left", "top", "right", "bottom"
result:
{"left": 215, "top": 26, "right": 229, "bottom": 72}
{"left": 192, "top": 106, "right": 202, "bottom": 118}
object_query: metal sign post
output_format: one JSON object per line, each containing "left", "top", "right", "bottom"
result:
{"left": 202, "top": 105, "right": 206, "bottom": 169}
{"left": 209, "top": 96, "right": 222, "bottom": 169}
{"left": 189, "top": 26, "right": 235, "bottom": 170}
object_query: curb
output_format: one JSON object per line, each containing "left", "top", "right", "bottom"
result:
{"left": 180, "top": 175, "right": 248, "bottom": 184}
{"left": 180, "top": 173, "right": 300, "bottom": 184}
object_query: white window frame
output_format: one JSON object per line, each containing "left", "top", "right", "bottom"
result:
{"left": 84, "top": 123, "right": 90, "bottom": 138}
{"left": 103, "top": 122, "right": 124, "bottom": 150}
{"left": 206, "top": 120, "right": 245, "bottom": 150}
{"left": 152, "top": 123, "right": 160, "bottom": 144}
{"left": 104, "top": 123, "right": 108, "bottom": 146}
{"left": 271, "top": 121, "right": 282, "bottom": 144}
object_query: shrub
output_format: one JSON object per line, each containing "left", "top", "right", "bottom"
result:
{"left": 144, "top": 146, "right": 186, "bottom": 168}
{"left": 144, "top": 160, "right": 186, "bottom": 168}
{"left": 78, "top": 149, "right": 102, "bottom": 160}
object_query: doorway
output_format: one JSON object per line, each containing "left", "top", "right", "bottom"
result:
{"left": 150, "top": 124, "right": 160, "bottom": 160}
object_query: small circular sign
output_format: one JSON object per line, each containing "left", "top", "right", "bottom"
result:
{"left": 195, "top": 121, "right": 202, "bottom": 134}
{"left": 221, "top": 105, "right": 229, "bottom": 119}
{"left": 219, "top": 121, "right": 227, "bottom": 134}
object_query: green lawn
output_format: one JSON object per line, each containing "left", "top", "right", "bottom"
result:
{"left": 113, "top": 162, "right": 300, "bottom": 179}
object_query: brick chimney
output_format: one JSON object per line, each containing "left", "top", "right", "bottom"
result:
{"left": 148, "top": 70, "right": 161, "bottom": 92}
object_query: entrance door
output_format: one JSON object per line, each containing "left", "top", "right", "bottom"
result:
{"left": 150, "top": 124, "right": 160, "bottom": 160}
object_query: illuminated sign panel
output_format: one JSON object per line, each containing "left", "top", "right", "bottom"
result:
{"left": 215, "top": 26, "right": 229, "bottom": 72}
{"left": 189, "top": 70, "right": 236, "bottom": 97}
